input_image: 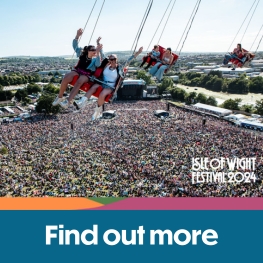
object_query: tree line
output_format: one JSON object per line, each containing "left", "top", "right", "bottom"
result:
{"left": 0, "top": 73, "right": 41, "bottom": 86}
{"left": 178, "top": 71, "right": 263, "bottom": 94}
{"left": 0, "top": 71, "right": 65, "bottom": 87}
{"left": 136, "top": 70, "right": 218, "bottom": 107}
{"left": 135, "top": 71, "right": 263, "bottom": 115}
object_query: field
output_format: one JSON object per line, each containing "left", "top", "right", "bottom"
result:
{"left": 177, "top": 84, "right": 263, "bottom": 105}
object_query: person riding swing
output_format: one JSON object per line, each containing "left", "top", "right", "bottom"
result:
{"left": 74, "top": 44, "right": 143, "bottom": 120}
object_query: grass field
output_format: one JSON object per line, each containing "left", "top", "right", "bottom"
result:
{"left": 177, "top": 84, "right": 263, "bottom": 105}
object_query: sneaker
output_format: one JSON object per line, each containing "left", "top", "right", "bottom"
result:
{"left": 59, "top": 99, "right": 70, "bottom": 109}
{"left": 91, "top": 106, "right": 102, "bottom": 121}
{"left": 231, "top": 68, "right": 235, "bottom": 71}
{"left": 97, "top": 106, "right": 103, "bottom": 118}
{"left": 52, "top": 96, "right": 64, "bottom": 106}
{"left": 75, "top": 96, "right": 88, "bottom": 109}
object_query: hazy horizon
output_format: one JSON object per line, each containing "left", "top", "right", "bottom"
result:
{"left": 1, "top": 51, "right": 229, "bottom": 58}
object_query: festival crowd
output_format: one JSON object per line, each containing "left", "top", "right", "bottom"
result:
{"left": 0, "top": 100, "right": 263, "bottom": 197}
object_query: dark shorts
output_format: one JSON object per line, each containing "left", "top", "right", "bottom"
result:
{"left": 72, "top": 68, "right": 92, "bottom": 77}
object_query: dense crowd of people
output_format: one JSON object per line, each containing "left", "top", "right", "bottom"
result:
{"left": 0, "top": 100, "right": 263, "bottom": 197}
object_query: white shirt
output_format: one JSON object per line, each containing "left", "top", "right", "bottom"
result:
{"left": 103, "top": 65, "right": 118, "bottom": 88}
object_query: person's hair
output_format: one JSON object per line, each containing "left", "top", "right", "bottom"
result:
{"left": 154, "top": 45, "right": 159, "bottom": 49}
{"left": 237, "top": 43, "right": 242, "bottom": 49}
{"left": 167, "top": 47, "right": 172, "bottom": 53}
{"left": 81, "top": 45, "right": 95, "bottom": 56}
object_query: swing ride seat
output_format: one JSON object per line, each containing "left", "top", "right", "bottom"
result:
{"left": 69, "top": 68, "right": 113, "bottom": 103}
{"left": 143, "top": 45, "right": 179, "bottom": 72}
{"left": 229, "top": 48, "right": 255, "bottom": 68}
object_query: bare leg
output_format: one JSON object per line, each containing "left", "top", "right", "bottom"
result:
{"left": 58, "top": 71, "right": 79, "bottom": 98}
{"left": 91, "top": 88, "right": 113, "bottom": 120}
{"left": 84, "top": 84, "right": 100, "bottom": 99}
{"left": 97, "top": 88, "right": 112, "bottom": 106}
{"left": 68, "top": 75, "right": 89, "bottom": 102}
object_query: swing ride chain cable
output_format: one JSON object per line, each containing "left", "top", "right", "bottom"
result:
{"left": 227, "top": 0, "right": 257, "bottom": 52}
{"left": 178, "top": 0, "right": 201, "bottom": 56}
{"left": 254, "top": 34, "right": 263, "bottom": 55}
{"left": 240, "top": 0, "right": 260, "bottom": 43}
{"left": 157, "top": 0, "right": 176, "bottom": 44}
{"left": 175, "top": 0, "right": 199, "bottom": 53}
{"left": 122, "top": 0, "right": 153, "bottom": 77}
{"left": 88, "top": 0, "right": 105, "bottom": 45}
{"left": 133, "top": 0, "right": 153, "bottom": 55}
{"left": 123, "top": 0, "right": 153, "bottom": 71}
{"left": 250, "top": 23, "right": 263, "bottom": 51}
{"left": 146, "top": 0, "right": 172, "bottom": 51}
{"left": 131, "top": 0, "right": 153, "bottom": 52}
{"left": 111, "top": 1, "right": 153, "bottom": 103}
{"left": 71, "top": 0, "right": 98, "bottom": 60}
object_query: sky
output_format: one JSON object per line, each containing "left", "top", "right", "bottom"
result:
{"left": 0, "top": 0, "right": 263, "bottom": 57}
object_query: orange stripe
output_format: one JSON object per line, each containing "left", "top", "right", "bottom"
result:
{"left": 0, "top": 198, "right": 103, "bottom": 210}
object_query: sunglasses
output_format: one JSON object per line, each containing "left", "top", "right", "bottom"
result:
{"left": 89, "top": 48, "right": 96, "bottom": 52}
{"left": 109, "top": 58, "right": 116, "bottom": 61}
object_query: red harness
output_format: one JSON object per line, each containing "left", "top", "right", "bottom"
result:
{"left": 69, "top": 67, "right": 113, "bottom": 103}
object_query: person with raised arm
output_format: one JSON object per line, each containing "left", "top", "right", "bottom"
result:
{"left": 52, "top": 28, "right": 101, "bottom": 108}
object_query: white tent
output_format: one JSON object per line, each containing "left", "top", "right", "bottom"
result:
{"left": 193, "top": 103, "right": 232, "bottom": 116}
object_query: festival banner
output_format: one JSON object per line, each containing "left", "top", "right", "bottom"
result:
{"left": 0, "top": 198, "right": 263, "bottom": 263}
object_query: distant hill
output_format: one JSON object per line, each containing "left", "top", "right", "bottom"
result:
{"left": 2, "top": 51, "right": 262, "bottom": 59}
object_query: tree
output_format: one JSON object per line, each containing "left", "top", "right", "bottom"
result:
{"left": 15, "top": 89, "right": 28, "bottom": 102}
{"left": 241, "top": 104, "right": 254, "bottom": 113}
{"left": 222, "top": 79, "right": 229, "bottom": 92}
{"left": 196, "top": 93, "right": 207, "bottom": 103}
{"left": 208, "top": 71, "right": 223, "bottom": 78}
{"left": 170, "top": 87, "right": 187, "bottom": 101}
{"left": 43, "top": 83, "right": 60, "bottom": 94}
{"left": 54, "top": 71, "right": 61, "bottom": 76}
{"left": 221, "top": 98, "right": 242, "bottom": 110}
{"left": 26, "top": 83, "right": 41, "bottom": 94}
{"left": 36, "top": 93, "right": 60, "bottom": 114}
{"left": 186, "top": 72, "right": 202, "bottom": 80}
{"left": 249, "top": 77, "right": 263, "bottom": 93}
{"left": 212, "top": 78, "right": 223, "bottom": 92}
{"left": 190, "top": 77, "right": 201, "bottom": 87}
{"left": 137, "top": 70, "right": 153, "bottom": 85}
{"left": 0, "top": 84, "right": 3, "bottom": 91}
{"left": 0, "top": 76, "right": 10, "bottom": 86}
{"left": 0, "top": 146, "right": 8, "bottom": 155}
{"left": 0, "top": 90, "right": 12, "bottom": 101}
{"left": 32, "top": 73, "right": 41, "bottom": 82}
{"left": 22, "top": 97, "right": 32, "bottom": 106}
{"left": 204, "top": 75, "right": 223, "bottom": 92}
{"left": 227, "top": 75, "right": 249, "bottom": 94}
{"left": 255, "top": 99, "right": 263, "bottom": 115}
{"left": 206, "top": 96, "right": 218, "bottom": 106}
{"left": 188, "top": 92, "right": 197, "bottom": 100}
{"left": 185, "top": 91, "right": 197, "bottom": 105}
{"left": 158, "top": 77, "right": 174, "bottom": 95}
{"left": 50, "top": 76, "right": 57, "bottom": 83}
{"left": 42, "top": 78, "right": 49, "bottom": 83}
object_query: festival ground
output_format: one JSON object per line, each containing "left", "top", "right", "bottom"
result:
{"left": 1, "top": 100, "right": 263, "bottom": 197}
